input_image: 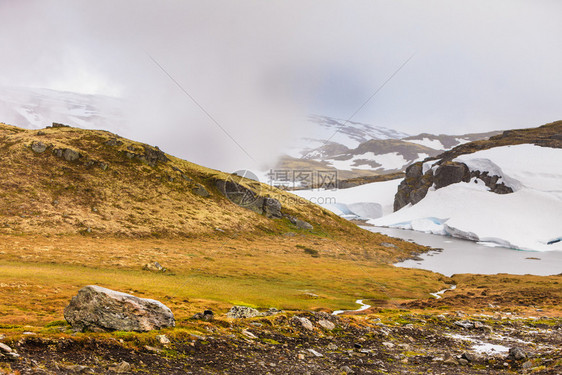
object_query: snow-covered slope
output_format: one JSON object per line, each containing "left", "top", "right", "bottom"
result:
{"left": 371, "top": 145, "right": 562, "bottom": 251}
{"left": 286, "top": 115, "right": 410, "bottom": 158}
{"left": 0, "top": 86, "right": 123, "bottom": 131}
{"left": 291, "top": 179, "right": 401, "bottom": 220}
{"left": 402, "top": 131, "right": 501, "bottom": 151}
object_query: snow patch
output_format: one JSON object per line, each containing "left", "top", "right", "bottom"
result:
{"left": 407, "top": 138, "right": 445, "bottom": 150}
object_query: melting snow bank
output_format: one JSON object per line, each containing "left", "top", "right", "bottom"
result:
{"left": 292, "top": 179, "right": 401, "bottom": 220}
{"left": 332, "top": 299, "right": 371, "bottom": 316}
{"left": 371, "top": 145, "right": 562, "bottom": 252}
{"left": 430, "top": 284, "right": 456, "bottom": 299}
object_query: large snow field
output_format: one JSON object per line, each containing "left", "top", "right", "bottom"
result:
{"left": 292, "top": 179, "right": 401, "bottom": 220}
{"left": 294, "top": 144, "right": 562, "bottom": 252}
{"left": 372, "top": 145, "right": 562, "bottom": 251}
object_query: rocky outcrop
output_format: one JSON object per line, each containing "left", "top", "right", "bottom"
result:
{"left": 394, "top": 163, "right": 434, "bottom": 211}
{"left": 123, "top": 145, "right": 169, "bottom": 167}
{"left": 286, "top": 215, "right": 313, "bottom": 230}
{"left": 226, "top": 306, "right": 262, "bottom": 319}
{"left": 394, "top": 160, "right": 514, "bottom": 211}
{"left": 64, "top": 285, "right": 175, "bottom": 332}
{"left": 226, "top": 305, "right": 280, "bottom": 319}
{"left": 215, "top": 179, "right": 283, "bottom": 218}
{"left": 192, "top": 183, "right": 210, "bottom": 197}
{"left": 31, "top": 141, "right": 47, "bottom": 153}
{"left": 433, "top": 162, "right": 470, "bottom": 189}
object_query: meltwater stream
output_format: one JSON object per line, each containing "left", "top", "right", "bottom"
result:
{"left": 363, "top": 226, "right": 562, "bottom": 276}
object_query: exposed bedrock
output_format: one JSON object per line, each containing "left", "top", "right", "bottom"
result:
{"left": 394, "top": 161, "right": 513, "bottom": 211}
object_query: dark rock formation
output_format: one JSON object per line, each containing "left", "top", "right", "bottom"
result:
{"left": 394, "top": 160, "right": 514, "bottom": 211}
{"left": 215, "top": 179, "right": 284, "bottom": 217}
{"left": 394, "top": 163, "right": 434, "bottom": 211}
{"left": 226, "top": 306, "right": 262, "bottom": 319}
{"left": 121, "top": 145, "right": 169, "bottom": 167}
{"left": 433, "top": 162, "right": 470, "bottom": 189}
{"left": 52, "top": 148, "right": 81, "bottom": 162}
{"left": 263, "top": 197, "right": 282, "bottom": 218}
{"left": 192, "top": 183, "right": 210, "bottom": 197}
{"left": 105, "top": 138, "right": 123, "bottom": 147}
{"left": 31, "top": 141, "right": 47, "bottom": 153}
{"left": 192, "top": 310, "right": 214, "bottom": 321}
{"left": 64, "top": 285, "right": 175, "bottom": 332}
{"left": 286, "top": 215, "right": 313, "bottom": 230}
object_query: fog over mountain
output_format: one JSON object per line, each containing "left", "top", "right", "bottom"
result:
{"left": 1, "top": 1, "right": 561, "bottom": 172}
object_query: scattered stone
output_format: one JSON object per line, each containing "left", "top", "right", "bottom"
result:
{"left": 0, "top": 343, "right": 13, "bottom": 353}
{"left": 143, "top": 261, "right": 167, "bottom": 273}
{"left": 508, "top": 347, "right": 527, "bottom": 360}
{"left": 340, "top": 365, "right": 354, "bottom": 374}
{"left": 192, "top": 183, "right": 210, "bottom": 197}
{"left": 263, "top": 307, "right": 281, "bottom": 316}
{"left": 192, "top": 310, "right": 214, "bottom": 321}
{"left": 242, "top": 330, "right": 257, "bottom": 339}
{"left": 292, "top": 316, "right": 314, "bottom": 331}
{"left": 63, "top": 365, "right": 93, "bottom": 374}
{"left": 461, "top": 351, "right": 477, "bottom": 362}
{"left": 297, "top": 353, "right": 305, "bottom": 360}
{"left": 64, "top": 285, "right": 175, "bottom": 332}
{"left": 380, "top": 242, "right": 396, "bottom": 248}
{"left": 63, "top": 148, "right": 80, "bottom": 162}
{"left": 287, "top": 215, "right": 313, "bottom": 230}
{"left": 522, "top": 360, "right": 533, "bottom": 369}
{"left": 111, "top": 361, "right": 131, "bottom": 374}
{"left": 317, "top": 319, "right": 335, "bottom": 330}
{"left": 0, "top": 334, "right": 4, "bottom": 340}
{"left": 226, "top": 306, "right": 262, "bottom": 319}
{"left": 458, "top": 358, "right": 469, "bottom": 366}
{"left": 156, "top": 334, "right": 170, "bottom": 345}
{"left": 105, "top": 138, "right": 123, "bottom": 147}
{"left": 31, "top": 141, "right": 47, "bottom": 153}
{"left": 306, "top": 348, "right": 323, "bottom": 357}
{"left": 382, "top": 342, "right": 395, "bottom": 349}
{"left": 23, "top": 331, "right": 36, "bottom": 335}
{"left": 454, "top": 320, "right": 474, "bottom": 329}
{"left": 50, "top": 122, "right": 71, "bottom": 128}
{"left": 144, "top": 345, "right": 162, "bottom": 353}
{"left": 443, "top": 354, "right": 459, "bottom": 365}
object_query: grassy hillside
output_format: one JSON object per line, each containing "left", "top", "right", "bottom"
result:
{"left": 0, "top": 122, "right": 398, "bottom": 245}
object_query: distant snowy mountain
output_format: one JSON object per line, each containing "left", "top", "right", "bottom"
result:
{"left": 402, "top": 131, "right": 500, "bottom": 151}
{"left": 273, "top": 115, "right": 498, "bottom": 181}
{"left": 285, "top": 114, "right": 410, "bottom": 158}
{"left": 0, "top": 86, "right": 123, "bottom": 131}
{"left": 293, "top": 121, "right": 562, "bottom": 251}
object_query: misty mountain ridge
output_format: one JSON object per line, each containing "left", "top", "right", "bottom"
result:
{"left": 275, "top": 115, "right": 500, "bottom": 181}
{"left": 0, "top": 86, "right": 499, "bottom": 178}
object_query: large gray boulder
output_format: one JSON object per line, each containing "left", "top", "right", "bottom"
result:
{"left": 64, "top": 285, "right": 175, "bottom": 332}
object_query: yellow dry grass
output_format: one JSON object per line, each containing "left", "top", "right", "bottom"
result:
{"left": 0, "top": 234, "right": 447, "bottom": 327}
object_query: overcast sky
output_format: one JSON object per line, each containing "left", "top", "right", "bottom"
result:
{"left": 1, "top": 0, "right": 561, "bottom": 171}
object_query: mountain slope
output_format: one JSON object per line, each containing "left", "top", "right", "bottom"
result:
{"left": 0, "top": 122, "right": 426, "bottom": 262}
